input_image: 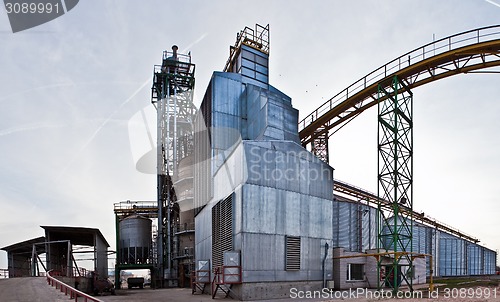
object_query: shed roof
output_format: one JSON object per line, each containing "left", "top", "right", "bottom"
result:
{"left": 41, "top": 226, "right": 110, "bottom": 247}
{"left": 1, "top": 236, "right": 46, "bottom": 255}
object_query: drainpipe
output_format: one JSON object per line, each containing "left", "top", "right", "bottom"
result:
{"left": 322, "top": 242, "right": 329, "bottom": 288}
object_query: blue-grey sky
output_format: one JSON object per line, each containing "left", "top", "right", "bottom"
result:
{"left": 1, "top": 0, "right": 500, "bottom": 270}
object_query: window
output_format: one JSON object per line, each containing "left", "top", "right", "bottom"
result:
{"left": 285, "top": 236, "right": 301, "bottom": 270}
{"left": 347, "top": 263, "right": 364, "bottom": 281}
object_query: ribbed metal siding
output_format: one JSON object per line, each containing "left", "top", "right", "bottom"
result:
{"left": 380, "top": 216, "right": 412, "bottom": 252}
{"left": 337, "top": 201, "right": 352, "bottom": 250}
{"left": 466, "top": 244, "right": 496, "bottom": 275}
{"left": 439, "top": 234, "right": 467, "bottom": 276}
{"left": 411, "top": 222, "right": 438, "bottom": 275}
{"left": 467, "top": 243, "right": 483, "bottom": 275}
{"left": 380, "top": 218, "right": 442, "bottom": 276}
{"left": 375, "top": 217, "right": 496, "bottom": 277}
{"left": 361, "top": 205, "right": 377, "bottom": 251}
{"left": 483, "top": 248, "right": 497, "bottom": 275}
{"left": 333, "top": 199, "right": 376, "bottom": 252}
{"left": 194, "top": 81, "right": 213, "bottom": 212}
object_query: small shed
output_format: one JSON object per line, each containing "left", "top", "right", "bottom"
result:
{"left": 2, "top": 226, "right": 110, "bottom": 279}
{"left": 41, "top": 226, "right": 110, "bottom": 278}
{"left": 1, "top": 236, "right": 46, "bottom": 277}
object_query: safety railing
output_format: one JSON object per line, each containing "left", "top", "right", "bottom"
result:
{"left": 211, "top": 265, "right": 242, "bottom": 298}
{"left": 191, "top": 268, "right": 210, "bottom": 295}
{"left": 299, "top": 25, "right": 500, "bottom": 133}
{"left": 174, "top": 222, "right": 195, "bottom": 233}
{"left": 223, "top": 23, "right": 270, "bottom": 72}
{"left": 114, "top": 200, "right": 157, "bottom": 211}
{"left": 46, "top": 270, "right": 103, "bottom": 302}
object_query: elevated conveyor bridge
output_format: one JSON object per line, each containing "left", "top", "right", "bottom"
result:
{"left": 298, "top": 25, "right": 500, "bottom": 292}
{"left": 299, "top": 25, "right": 500, "bottom": 148}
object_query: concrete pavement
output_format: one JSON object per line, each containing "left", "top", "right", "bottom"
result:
{"left": 0, "top": 277, "right": 72, "bottom": 302}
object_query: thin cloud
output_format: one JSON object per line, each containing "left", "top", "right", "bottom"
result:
{"left": 182, "top": 33, "right": 208, "bottom": 53}
{"left": 57, "top": 79, "right": 150, "bottom": 180}
{"left": 0, "top": 122, "right": 66, "bottom": 137}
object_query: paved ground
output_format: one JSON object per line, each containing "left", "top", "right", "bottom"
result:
{"left": 97, "top": 287, "right": 331, "bottom": 302}
{"left": 2, "top": 277, "right": 500, "bottom": 301}
{"left": 0, "top": 277, "right": 71, "bottom": 302}
{"left": 94, "top": 284, "right": 500, "bottom": 302}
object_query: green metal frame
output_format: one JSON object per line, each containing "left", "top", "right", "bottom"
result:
{"left": 377, "top": 75, "right": 413, "bottom": 292}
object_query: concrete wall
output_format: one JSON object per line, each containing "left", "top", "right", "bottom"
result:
{"left": 95, "top": 235, "right": 108, "bottom": 279}
{"left": 231, "top": 280, "right": 323, "bottom": 301}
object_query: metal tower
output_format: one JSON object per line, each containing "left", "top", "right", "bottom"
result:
{"left": 377, "top": 75, "right": 413, "bottom": 292}
{"left": 310, "top": 125, "right": 329, "bottom": 163}
{"left": 151, "top": 45, "right": 196, "bottom": 286}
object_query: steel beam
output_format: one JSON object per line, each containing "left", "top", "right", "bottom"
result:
{"left": 311, "top": 125, "right": 329, "bottom": 163}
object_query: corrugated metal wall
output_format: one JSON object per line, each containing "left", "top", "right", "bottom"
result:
{"left": 332, "top": 198, "right": 376, "bottom": 252}
{"left": 358, "top": 213, "right": 495, "bottom": 277}
{"left": 468, "top": 243, "right": 484, "bottom": 275}
{"left": 406, "top": 222, "right": 436, "bottom": 276}
{"left": 483, "top": 248, "right": 497, "bottom": 275}
{"left": 439, "top": 233, "right": 467, "bottom": 276}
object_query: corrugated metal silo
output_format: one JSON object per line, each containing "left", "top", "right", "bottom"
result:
{"left": 467, "top": 243, "right": 483, "bottom": 275}
{"left": 483, "top": 248, "right": 497, "bottom": 275}
{"left": 119, "top": 215, "right": 152, "bottom": 264}
{"left": 333, "top": 198, "right": 376, "bottom": 253}
{"left": 439, "top": 233, "right": 467, "bottom": 276}
{"left": 361, "top": 205, "right": 377, "bottom": 252}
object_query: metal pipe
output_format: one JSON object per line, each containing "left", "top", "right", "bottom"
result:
{"left": 157, "top": 81, "right": 166, "bottom": 285}
{"left": 67, "top": 241, "right": 71, "bottom": 277}
{"left": 322, "top": 242, "right": 329, "bottom": 288}
{"left": 31, "top": 244, "right": 36, "bottom": 276}
{"left": 36, "top": 253, "right": 47, "bottom": 273}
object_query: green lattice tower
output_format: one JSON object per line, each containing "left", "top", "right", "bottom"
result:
{"left": 377, "top": 75, "right": 413, "bottom": 293}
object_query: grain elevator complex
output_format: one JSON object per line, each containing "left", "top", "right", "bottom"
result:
{"left": 3, "top": 23, "right": 499, "bottom": 300}
{"left": 110, "top": 24, "right": 499, "bottom": 300}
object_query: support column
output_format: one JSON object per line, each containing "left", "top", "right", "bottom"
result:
{"left": 311, "top": 125, "right": 329, "bottom": 164}
{"left": 377, "top": 75, "right": 413, "bottom": 292}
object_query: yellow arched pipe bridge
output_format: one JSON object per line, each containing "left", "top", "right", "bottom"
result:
{"left": 299, "top": 25, "right": 500, "bottom": 146}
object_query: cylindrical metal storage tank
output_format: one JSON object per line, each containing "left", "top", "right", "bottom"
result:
{"left": 381, "top": 216, "right": 412, "bottom": 252}
{"left": 332, "top": 197, "right": 377, "bottom": 253}
{"left": 362, "top": 205, "right": 377, "bottom": 251}
{"left": 119, "top": 215, "right": 152, "bottom": 264}
{"left": 176, "top": 155, "right": 194, "bottom": 213}
{"left": 177, "top": 155, "right": 194, "bottom": 180}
